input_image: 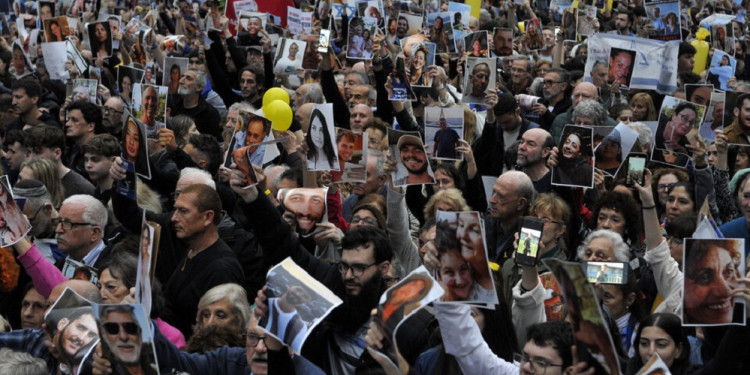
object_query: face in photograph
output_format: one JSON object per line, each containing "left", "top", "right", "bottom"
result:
{"left": 94, "top": 22, "right": 108, "bottom": 43}
{"left": 56, "top": 311, "right": 99, "bottom": 363}
{"left": 562, "top": 133, "right": 582, "bottom": 159}
{"left": 101, "top": 308, "right": 142, "bottom": 364}
{"left": 663, "top": 104, "right": 697, "bottom": 147}
{"left": 399, "top": 138, "right": 428, "bottom": 175}
{"left": 684, "top": 241, "right": 742, "bottom": 324}
{"left": 337, "top": 131, "right": 356, "bottom": 163}
{"left": 282, "top": 189, "right": 326, "bottom": 235}
{"left": 493, "top": 29, "right": 513, "bottom": 56}
{"left": 124, "top": 119, "right": 140, "bottom": 163}
{"left": 244, "top": 119, "right": 267, "bottom": 154}
{"left": 140, "top": 86, "right": 159, "bottom": 125}
{"left": 438, "top": 250, "right": 472, "bottom": 301}
{"left": 469, "top": 62, "right": 490, "bottom": 97}
{"left": 608, "top": 50, "right": 633, "bottom": 86}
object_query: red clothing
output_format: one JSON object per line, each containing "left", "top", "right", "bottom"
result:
{"left": 258, "top": 0, "right": 296, "bottom": 27}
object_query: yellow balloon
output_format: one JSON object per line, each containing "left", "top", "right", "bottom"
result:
{"left": 263, "top": 88, "right": 289, "bottom": 110}
{"left": 266, "top": 100, "right": 293, "bottom": 131}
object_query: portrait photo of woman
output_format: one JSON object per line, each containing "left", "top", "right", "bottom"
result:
{"left": 409, "top": 45, "right": 429, "bottom": 86}
{"left": 122, "top": 116, "right": 150, "bottom": 179}
{"left": 683, "top": 238, "right": 745, "bottom": 326}
{"left": 552, "top": 125, "right": 594, "bottom": 188}
{"left": 87, "top": 21, "right": 112, "bottom": 60}
{"left": 306, "top": 106, "right": 338, "bottom": 171}
{"left": 45, "top": 18, "right": 65, "bottom": 42}
{"left": 433, "top": 210, "right": 498, "bottom": 304}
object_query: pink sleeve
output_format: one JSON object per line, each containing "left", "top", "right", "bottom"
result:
{"left": 155, "top": 318, "right": 186, "bottom": 350}
{"left": 17, "top": 244, "right": 67, "bottom": 298}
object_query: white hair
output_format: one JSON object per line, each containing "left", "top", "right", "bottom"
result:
{"left": 179, "top": 167, "right": 216, "bottom": 190}
{"left": 627, "top": 122, "right": 653, "bottom": 147}
{"left": 62, "top": 194, "right": 108, "bottom": 229}
{"left": 577, "top": 229, "right": 630, "bottom": 262}
{"left": 0, "top": 348, "right": 47, "bottom": 375}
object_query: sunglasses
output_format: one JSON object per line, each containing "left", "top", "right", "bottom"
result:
{"left": 102, "top": 322, "right": 139, "bottom": 335}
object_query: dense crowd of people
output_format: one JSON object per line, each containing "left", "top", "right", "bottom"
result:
{"left": 0, "top": 0, "right": 749, "bottom": 374}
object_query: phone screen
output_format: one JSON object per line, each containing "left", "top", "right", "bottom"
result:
{"left": 516, "top": 217, "right": 544, "bottom": 267}
{"left": 585, "top": 261, "right": 628, "bottom": 284}
{"left": 626, "top": 155, "right": 646, "bottom": 186}
{"left": 318, "top": 29, "right": 330, "bottom": 53}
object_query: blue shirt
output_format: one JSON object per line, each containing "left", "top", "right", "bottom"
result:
{"left": 720, "top": 217, "right": 750, "bottom": 257}
{"left": 0, "top": 329, "right": 57, "bottom": 375}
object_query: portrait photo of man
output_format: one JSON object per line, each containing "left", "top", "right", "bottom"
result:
{"left": 263, "top": 285, "right": 312, "bottom": 353}
{"left": 134, "top": 84, "right": 166, "bottom": 139}
{"left": 608, "top": 47, "right": 635, "bottom": 88}
{"left": 462, "top": 57, "right": 495, "bottom": 104}
{"left": 279, "top": 188, "right": 327, "bottom": 236}
{"left": 724, "top": 93, "right": 750, "bottom": 145}
{"left": 389, "top": 130, "right": 435, "bottom": 187}
{"left": 97, "top": 304, "right": 158, "bottom": 375}
{"left": 228, "top": 111, "right": 272, "bottom": 167}
{"left": 53, "top": 307, "right": 99, "bottom": 371}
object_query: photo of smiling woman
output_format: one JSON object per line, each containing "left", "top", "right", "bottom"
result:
{"left": 683, "top": 238, "right": 746, "bottom": 326}
{"left": 306, "top": 105, "right": 338, "bottom": 171}
{"left": 552, "top": 125, "right": 594, "bottom": 188}
{"left": 87, "top": 21, "right": 112, "bottom": 60}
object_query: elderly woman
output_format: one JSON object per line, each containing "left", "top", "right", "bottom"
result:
{"left": 577, "top": 229, "right": 631, "bottom": 263}
{"left": 186, "top": 283, "right": 251, "bottom": 351}
{"left": 572, "top": 99, "right": 609, "bottom": 126}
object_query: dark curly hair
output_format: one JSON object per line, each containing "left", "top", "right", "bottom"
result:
{"left": 590, "top": 191, "right": 642, "bottom": 246}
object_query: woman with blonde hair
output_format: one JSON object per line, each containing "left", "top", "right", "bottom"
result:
{"left": 629, "top": 92, "right": 657, "bottom": 122}
{"left": 18, "top": 158, "right": 64, "bottom": 208}
{"left": 424, "top": 188, "right": 470, "bottom": 222}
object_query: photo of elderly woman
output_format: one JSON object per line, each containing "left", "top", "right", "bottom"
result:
{"left": 87, "top": 21, "right": 112, "bottom": 60}
{"left": 552, "top": 125, "right": 594, "bottom": 188}
{"left": 434, "top": 210, "right": 498, "bottom": 305}
{"left": 306, "top": 104, "right": 339, "bottom": 171}
{"left": 683, "top": 238, "right": 746, "bottom": 326}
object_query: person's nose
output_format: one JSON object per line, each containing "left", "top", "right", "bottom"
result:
{"left": 118, "top": 326, "right": 129, "bottom": 341}
{"left": 601, "top": 218, "right": 611, "bottom": 229}
{"left": 255, "top": 337, "right": 268, "bottom": 353}
{"left": 22, "top": 304, "right": 33, "bottom": 317}
{"left": 713, "top": 275, "right": 734, "bottom": 297}
{"left": 206, "top": 314, "right": 217, "bottom": 326}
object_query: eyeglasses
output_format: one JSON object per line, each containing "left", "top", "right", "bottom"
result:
{"left": 539, "top": 216, "right": 564, "bottom": 226}
{"left": 542, "top": 80, "right": 561, "bottom": 86}
{"left": 337, "top": 261, "right": 377, "bottom": 277}
{"left": 657, "top": 183, "right": 676, "bottom": 191}
{"left": 102, "top": 106, "right": 123, "bottom": 115}
{"left": 351, "top": 215, "right": 378, "bottom": 226}
{"left": 26, "top": 205, "right": 45, "bottom": 222}
{"left": 52, "top": 218, "right": 93, "bottom": 231}
{"left": 243, "top": 333, "right": 266, "bottom": 348}
{"left": 514, "top": 353, "right": 563, "bottom": 374}
{"left": 102, "top": 322, "right": 139, "bottom": 335}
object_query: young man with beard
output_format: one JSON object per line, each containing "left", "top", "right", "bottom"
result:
{"left": 394, "top": 135, "right": 434, "bottom": 185}
{"left": 168, "top": 68, "right": 222, "bottom": 141}
{"left": 230, "top": 171, "right": 394, "bottom": 375}
{"left": 531, "top": 68, "right": 571, "bottom": 130}
{"left": 53, "top": 307, "right": 100, "bottom": 371}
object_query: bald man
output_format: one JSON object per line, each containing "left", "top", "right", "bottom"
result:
{"left": 516, "top": 128, "right": 555, "bottom": 192}
{"left": 550, "top": 82, "right": 617, "bottom": 143}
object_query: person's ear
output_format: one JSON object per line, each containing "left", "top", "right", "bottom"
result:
{"left": 43, "top": 202, "right": 54, "bottom": 215}
{"left": 57, "top": 317, "right": 69, "bottom": 332}
{"left": 542, "top": 147, "right": 551, "bottom": 159}
{"left": 203, "top": 210, "right": 215, "bottom": 227}
{"left": 53, "top": 147, "right": 62, "bottom": 161}
{"left": 625, "top": 292, "right": 636, "bottom": 309}
{"left": 197, "top": 158, "right": 207, "bottom": 169}
{"left": 379, "top": 260, "right": 391, "bottom": 276}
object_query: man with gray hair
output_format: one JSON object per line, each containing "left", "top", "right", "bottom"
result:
{"left": 170, "top": 67, "right": 222, "bottom": 141}
{"left": 486, "top": 171, "right": 535, "bottom": 264}
{"left": 550, "top": 82, "right": 618, "bottom": 143}
{"left": 14, "top": 179, "right": 61, "bottom": 263}
{"left": 52, "top": 194, "right": 111, "bottom": 272}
